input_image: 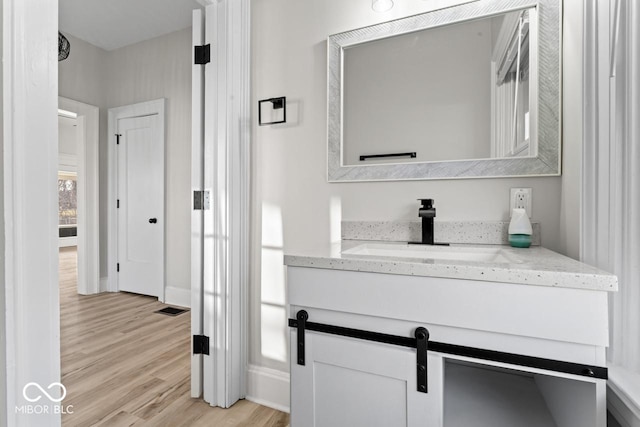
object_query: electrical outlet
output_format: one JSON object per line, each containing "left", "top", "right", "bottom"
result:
{"left": 510, "top": 188, "right": 532, "bottom": 218}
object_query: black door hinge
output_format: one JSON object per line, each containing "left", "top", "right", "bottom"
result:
{"left": 116, "top": 134, "right": 121, "bottom": 145}
{"left": 117, "top": 263, "right": 120, "bottom": 272}
{"left": 117, "top": 199, "right": 120, "bottom": 209}
{"left": 193, "top": 335, "right": 210, "bottom": 355}
{"left": 194, "top": 44, "right": 211, "bottom": 65}
{"left": 193, "top": 190, "right": 210, "bottom": 210}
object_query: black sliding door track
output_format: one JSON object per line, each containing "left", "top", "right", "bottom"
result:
{"left": 288, "top": 310, "right": 608, "bottom": 393}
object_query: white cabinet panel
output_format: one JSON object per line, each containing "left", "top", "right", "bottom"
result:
{"left": 291, "top": 331, "right": 443, "bottom": 427}
{"left": 442, "top": 359, "right": 606, "bottom": 427}
{"left": 444, "top": 362, "right": 557, "bottom": 427}
{"left": 535, "top": 374, "right": 606, "bottom": 427}
{"left": 315, "top": 363, "right": 408, "bottom": 426}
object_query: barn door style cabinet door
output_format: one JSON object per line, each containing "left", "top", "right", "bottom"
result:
{"left": 289, "top": 317, "right": 443, "bottom": 426}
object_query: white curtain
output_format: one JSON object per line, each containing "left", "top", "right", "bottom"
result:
{"left": 583, "top": 0, "right": 640, "bottom": 375}
{"left": 607, "top": 0, "right": 640, "bottom": 373}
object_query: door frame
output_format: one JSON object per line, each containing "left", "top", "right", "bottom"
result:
{"left": 107, "top": 98, "right": 166, "bottom": 300}
{"left": 3, "top": 0, "right": 61, "bottom": 424}
{"left": 58, "top": 97, "right": 100, "bottom": 295}
{"left": 191, "top": 8, "right": 205, "bottom": 399}
{"left": 191, "top": 0, "right": 251, "bottom": 407}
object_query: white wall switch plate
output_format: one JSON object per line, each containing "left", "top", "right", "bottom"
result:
{"left": 510, "top": 188, "right": 532, "bottom": 218}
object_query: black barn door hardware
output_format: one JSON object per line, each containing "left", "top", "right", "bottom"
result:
{"left": 288, "top": 310, "right": 608, "bottom": 391}
{"left": 428, "top": 342, "right": 608, "bottom": 380}
{"left": 288, "top": 310, "right": 430, "bottom": 393}
{"left": 360, "top": 152, "right": 417, "bottom": 161}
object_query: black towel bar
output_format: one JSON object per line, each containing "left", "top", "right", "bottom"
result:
{"left": 359, "top": 152, "right": 416, "bottom": 161}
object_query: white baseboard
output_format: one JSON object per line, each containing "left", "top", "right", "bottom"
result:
{"left": 99, "top": 277, "right": 109, "bottom": 293}
{"left": 164, "top": 286, "right": 191, "bottom": 308}
{"left": 246, "top": 364, "right": 290, "bottom": 413}
{"left": 608, "top": 365, "right": 640, "bottom": 427}
{"left": 58, "top": 237, "right": 77, "bottom": 248}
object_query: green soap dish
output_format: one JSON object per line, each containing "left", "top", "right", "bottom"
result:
{"left": 509, "top": 234, "right": 532, "bottom": 248}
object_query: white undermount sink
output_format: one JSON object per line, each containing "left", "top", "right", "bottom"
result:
{"left": 341, "top": 243, "right": 520, "bottom": 263}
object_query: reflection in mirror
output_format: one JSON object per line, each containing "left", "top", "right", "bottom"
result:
{"left": 492, "top": 8, "right": 535, "bottom": 159}
{"left": 343, "top": 8, "right": 536, "bottom": 166}
{"left": 327, "top": 0, "right": 560, "bottom": 182}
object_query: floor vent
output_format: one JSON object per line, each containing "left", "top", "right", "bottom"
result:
{"left": 155, "top": 306, "right": 189, "bottom": 316}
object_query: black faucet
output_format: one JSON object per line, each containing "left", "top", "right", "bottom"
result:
{"left": 419, "top": 199, "right": 436, "bottom": 244}
{"left": 410, "top": 199, "right": 449, "bottom": 246}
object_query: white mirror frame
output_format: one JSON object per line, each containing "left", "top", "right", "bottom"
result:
{"left": 327, "top": 0, "right": 561, "bottom": 182}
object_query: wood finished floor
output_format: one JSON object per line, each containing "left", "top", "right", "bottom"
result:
{"left": 59, "top": 247, "right": 289, "bottom": 427}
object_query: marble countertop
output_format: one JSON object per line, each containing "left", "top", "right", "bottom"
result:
{"left": 284, "top": 240, "right": 618, "bottom": 292}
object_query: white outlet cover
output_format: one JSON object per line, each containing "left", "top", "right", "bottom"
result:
{"left": 510, "top": 188, "right": 532, "bottom": 218}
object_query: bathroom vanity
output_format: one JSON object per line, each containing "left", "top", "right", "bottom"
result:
{"left": 285, "top": 241, "right": 617, "bottom": 427}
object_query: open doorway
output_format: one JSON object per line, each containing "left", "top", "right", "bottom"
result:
{"left": 4, "top": 0, "right": 262, "bottom": 423}
{"left": 58, "top": 98, "right": 100, "bottom": 295}
{"left": 58, "top": 111, "right": 79, "bottom": 296}
{"left": 58, "top": 168, "right": 79, "bottom": 304}
{"left": 53, "top": 1, "right": 265, "bottom": 423}
{"left": 57, "top": 1, "right": 197, "bottom": 420}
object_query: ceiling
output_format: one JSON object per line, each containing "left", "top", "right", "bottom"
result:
{"left": 59, "top": 0, "right": 203, "bottom": 51}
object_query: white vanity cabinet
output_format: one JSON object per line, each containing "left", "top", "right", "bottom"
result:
{"left": 286, "top": 265, "right": 612, "bottom": 427}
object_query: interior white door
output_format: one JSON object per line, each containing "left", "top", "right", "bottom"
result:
{"left": 117, "top": 114, "right": 164, "bottom": 297}
{"left": 191, "top": 0, "right": 249, "bottom": 408}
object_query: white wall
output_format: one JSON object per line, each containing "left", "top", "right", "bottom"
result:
{"left": 58, "top": 34, "right": 107, "bottom": 108}
{"left": 58, "top": 117, "right": 78, "bottom": 176}
{"left": 58, "top": 33, "right": 108, "bottom": 272}
{"left": 558, "top": 0, "right": 582, "bottom": 260}
{"left": 58, "top": 117, "right": 78, "bottom": 157}
{"left": 59, "top": 29, "right": 193, "bottom": 295}
{"left": 250, "top": 0, "right": 576, "bottom": 409}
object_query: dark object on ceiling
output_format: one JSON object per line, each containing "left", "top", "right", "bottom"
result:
{"left": 58, "top": 32, "right": 70, "bottom": 61}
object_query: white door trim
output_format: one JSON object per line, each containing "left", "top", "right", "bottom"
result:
{"left": 199, "top": 0, "right": 250, "bottom": 408}
{"left": 581, "top": 0, "right": 612, "bottom": 269}
{"left": 58, "top": 97, "right": 100, "bottom": 295}
{"left": 583, "top": 1, "right": 640, "bottom": 424}
{"left": 107, "top": 99, "right": 166, "bottom": 301}
{"left": 3, "top": 0, "right": 61, "bottom": 425}
{"left": 191, "top": 8, "right": 205, "bottom": 399}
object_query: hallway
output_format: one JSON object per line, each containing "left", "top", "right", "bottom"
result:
{"left": 59, "top": 247, "right": 289, "bottom": 426}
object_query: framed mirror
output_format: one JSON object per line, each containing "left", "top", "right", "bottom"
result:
{"left": 327, "top": 0, "right": 561, "bottom": 182}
